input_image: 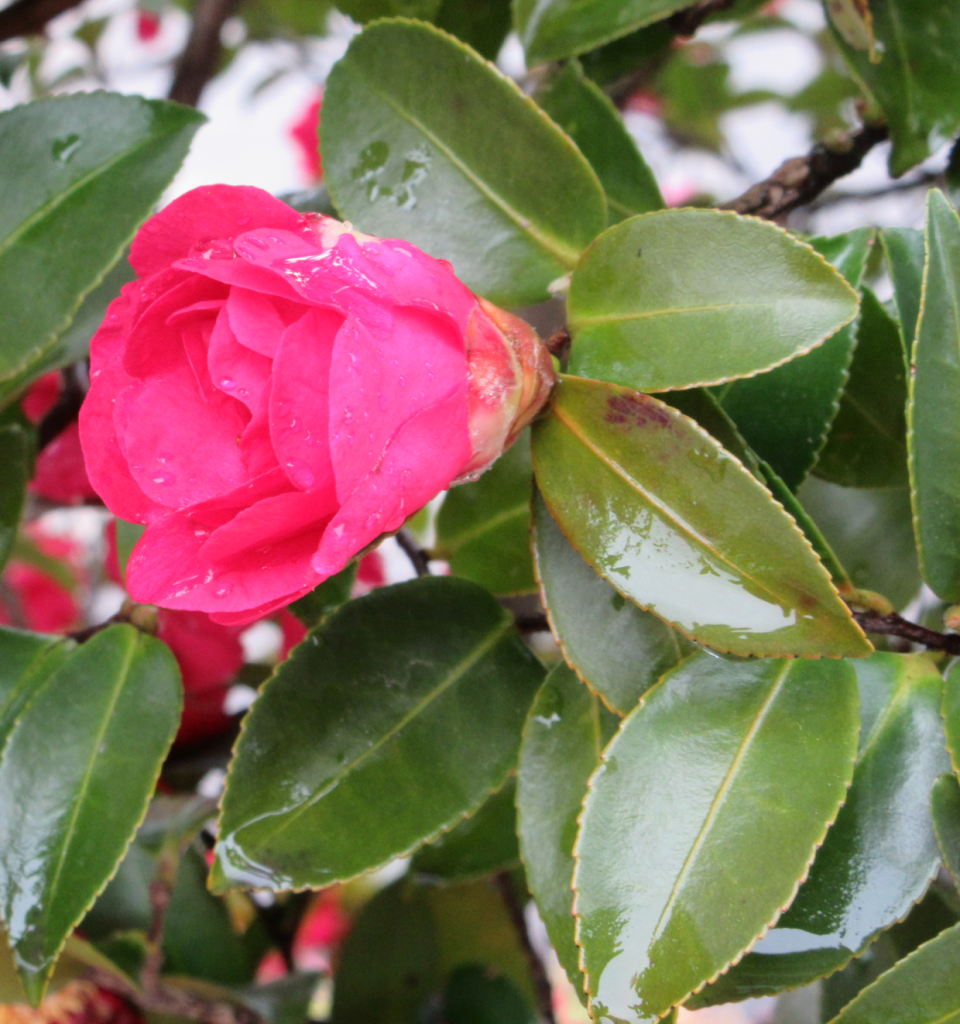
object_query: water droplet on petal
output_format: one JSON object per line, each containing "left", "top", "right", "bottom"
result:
{"left": 214, "top": 582, "right": 234, "bottom": 597}
{"left": 52, "top": 134, "right": 82, "bottom": 163}
{"left": 220, "top": 378, "right": 237, "bottom": 392}
{"left": 365, "top": 512, "right": 381, "bottom": 529}
{"left": 286, "top": 459, "right": 315, "bottom": 489}
{"left": 152, "top": 472, "right": 174, "bottom": 485}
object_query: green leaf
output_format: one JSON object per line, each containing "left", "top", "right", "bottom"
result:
{"left": 412, "top": 778, "right": 521, "bottom": 883}
{"left": 536, "top": 60, "right": 663, "bottom": 225}
{"left": 435, "top": 434, "right": 536, "bottom": 597}
{"left": 532, "top": 493, "right": 686, "bottom": 714}
{"left": 287, "top": 562, "right": 357, "bottom": 629}
{"left": 797, "top": 478, "right": 921, "bottom": 612}
{"left": 0, "top": 424, "right": 34, "bottom": 572}
{"left": 693, "top": 652, "right": 949, "bottom": 1004}
{"left": 213, "top": 577, "right": 544, "bottom": 891}
{"left": 440, "top": 964, "right": 536, "bottom": 1024}
{"left": 0, "top": 93, "right": 203, "bottom": 405}
{"left": 574, "top": 653, "right": 860, "bottom": 1024}
{"left": 331, "top": 879, "right": 441, "bottom": 1024}
{"left": 321, "top": 20, "right": 606, "bottom": 307}
{"left": 909, "top": 191, "right": 960, "bottom": 601}
{"left": 336, "top": 0, "right": 441, "bottom": 22}
{"left": 932, "top": 773, "right": 960, "bottom": 889}
{"left": 113, "top": 518, "right": 146, "bottom": 583}
{"left": 435, "top": 0, "right": 512, "bottom": 59}
{"left": 515, "top": 0, "right": 684, "bottom": 64}
{"left": 944, "top": 659, "right": 960, "bottom": 774}
{"left": 531, "top": 376, "right": 871, "bottom": 657}
{"left": 825, "top": 920, "right": 960, "bottom": 1024}
{"left": 566, "top": 209, "right": 860, "bottom": 393}
{"left": 712, "top": 229, "right": 873, "bottom": 490}
{"left": 241, "top": 973, "right": 323, "bottom": 1024}
{"left": 0, "top": 624, "right": 182, "bottom": 1002}
{"left": 0, "top": 628, "right": 72, "bottom": 760}
{"left": 881, "top": 227, "right": 924, "bottom": 355}
{"left": 815, "top": 287, "right": 909, "bottom": 489}
{"left": 832, "top": 0, "right": 960, "bottom": 176}
{"left": 516, "top": 662, "right": 619, "bottom": 990}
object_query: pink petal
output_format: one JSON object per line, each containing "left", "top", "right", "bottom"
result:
{"left": 156, "top": 609, "right": 244, "bottom": 693}
{"left": 173, "top": 253, "right": 305, "bottom": 304}
{"left": 328, "top": 306, "right": 468, "bottom": 502}
{"left": 130, "top": 185, "right": 303, "bottom": 277}
{"left": 30, "top": 422, "right": 98, "bottom": 504}
{"left": 186, "top": 467, "right": 291, "bottom": 533}
{"left": 79, "top": 282, "right": 168, "bottom": 523}
{"left": 127, "top": 507, "right": 324, "bottom": 620}
{"left": 124, "top": 275, "right": 226, "bottom": 378}
{"left": 239, "top": 392, "right": 281, "bottom": 477}
{"left": 200, "top": 483, "right": 338, "bottom": 563}
{"left": 226, "top": 287, "right": 305, "bottom": 359}
{"left": 114, "top": 358, "right": 248, "bottom": 508}
{"left": 207, "top": 304, "right": 272, "bottom": 413}
{"left": 313, "top": 387, "right": 469, "bottom": 577}
{"left": 270, "top": 307, "right": 343, "bottom": 491}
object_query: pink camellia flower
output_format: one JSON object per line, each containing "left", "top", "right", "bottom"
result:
{"left": 0, "top": 526, "right": 82, "bottom": 634}
{"left": 79, "top": 185, "right": 554, "bottom": 625}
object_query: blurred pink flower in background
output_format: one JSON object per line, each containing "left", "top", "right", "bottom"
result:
{"left": 289, "top": 94, "right": 323, "bottom": 183}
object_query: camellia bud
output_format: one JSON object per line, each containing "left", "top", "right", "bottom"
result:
{"left": 459, "top": 297, "right": 556, "bottom": 482}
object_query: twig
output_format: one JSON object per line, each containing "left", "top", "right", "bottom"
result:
{"left": 544, "top": 328, "right": 570, "bottom": 362}
{"left": 0, "top": 0, "right": 84, "bottom": 41}
{"left": 806, "top": 170, "right": 941, "bottom": 211}
{"left": 68, "top": 601, "right": 158, "bottom": 644}
{"left": 723, "top": 122, "right": 889, "bottom": 220}
{"left": 853, "top": 611, "right": 960, "bottom": 657}
{"left": 494, "top": 872, "right": 556, "bottom": 1024}
{"left": 396, "top": 529, "right": 431, "bottom": 578}
{"left": 140, "top": 851, "right": 176, "bottom": 996}
{"left": 90, "top": 969, "right": 264, "bottom": 1024}
{"left": 37, "top": 364, "right": 86, "bottom": 452}
{"left": 668, "top": 0, "right": 735, "bottom": 36}
{"left": 168, "top": 0, "right": 239, "bottom": 107}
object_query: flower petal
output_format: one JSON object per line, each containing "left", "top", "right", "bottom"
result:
{"left": 131, "top": 184, "right": 302, "bottom": 277}
{"left": 208, "top": 304, "right": 272, "bottom": 413}
{"left": 226, "top": 287, "right": 305, "bottom": 358}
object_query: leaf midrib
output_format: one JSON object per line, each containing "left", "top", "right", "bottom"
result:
{"left": 441, "top": 501, "right": 530, "bottom": 552}
{"left": 244, "top": 615, "right": 514, "bottom": 844}
{"left": 551, "top": 399, "right": 789, "bottom": 612}
{"left": 572, "top": 301, "right": 773, "bottom": 328}
{"left": 342, "top": 66, "right": 583, "bottom": 268}
{"left": 0, "top": 125, "right": 177, "bottom": 263}
{"left": 649, "top": 661, "right": 792, "bottom": 946}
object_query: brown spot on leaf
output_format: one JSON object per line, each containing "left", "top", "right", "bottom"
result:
{"left": 605, "top": 393, "right": 671, "bottom": 429}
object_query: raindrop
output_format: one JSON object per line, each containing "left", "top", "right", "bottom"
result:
{"left": 152, "top": 472, "right": 174, "bottom": 485}
{"left": 51, "top": 134, "right": 82, "bottom": 163}
{"left": 214, "top": 582, "right": 234, "bottom": 597}
{"left": 219, "top": 378, "right": 237, "bottom": 392}
{"left": 286, "top": 459, "right": 315, "bottom": 489}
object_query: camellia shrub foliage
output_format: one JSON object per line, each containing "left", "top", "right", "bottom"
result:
{"left": 3, "top": 0, "right": 960, "bottom": 1022}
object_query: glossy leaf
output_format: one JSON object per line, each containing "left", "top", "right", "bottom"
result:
{"left": 826, "top": 921, "right": 960, "bottom": 1024}
{"left": 536, "top": 60, "right": 663, "bottom": 224}
{"left": 713, "top": 229, "right": 873, "bottom": 490}
{"left": 0, "top": 628, "right": 72, "bottom": 759}
{"left": 516, "top": 0, "right": 685, "bottom": 64}
{"left": 321, "top": 20, "right": 606, "bottom": 307}
{"left": 0, "top": 625, "right": 182, "bottom": 1002}
{"left": 816, "top": 288, "right": 909, "bottom": 489}
{"left": 833, "top": 0, "right": 960, "bottom": 176}
{"left": 574, "top": 653, "right": 859, "bottom": 1023}
{"left": 336, "top": 0, "right": 441, "bottom": 23}
{"left": 944, "top": 659, "right": 960, "bottom": 774}
{"left": 213, "top": 577, "right": 544, "bottom": 891}
{"left": 435, "top": 0, "right": 512, "bottom": 60}
{"left": 694, "top": 652, "right": 949, "bottom": 1004}
{"left": 932, "top": 773, "right": 960, "bottom": 889}
{"left": 0, "top": 93, "right": 203, "bottom": 404}
{"left": 881, "top": 226, "right": 924, "bottom": 354}
{"left": 412, "top": 778, "right": 521, "bottom": 882}
{"left": 0, "top": 424, "right": 34, "bottom": 572}
{"left": 532, "top": 492, "right": 685, "bottom": 714}
{"left": 517, "top": 662, "right": 620, "bottom": 989}
{"left": 798, "top": 478, "right": 921, "bottom": 611}
{"left": 909, "top": 191, "right": 960, "bottom": 601}
{"left": 566, "top": 209, "right": 859, "bottom": 393}
{"left": 435, "top": 433, "right": 536, "bottom": 596}
{"left": 531, "top": 376, "right": 870, "bottom": 658}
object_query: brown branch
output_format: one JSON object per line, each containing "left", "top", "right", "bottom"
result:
{"left": 37, "top": 364, "right": 86, "bottom": 452}
{"left": 396, "top": 529, "right": 431, "bottom": 578}
{"left": 723, "top": 122, "right": 889, "bottom": 220}
{"left": 168, "top": 0, "right": 239, "bottom": 107}
{"left": 0, "top": 0, "right": 84, "bottom": 42}
{"left": 494, "top": 872, "right": 556, "bottom": 1024}
{"left": 668, "top": 0, "right": 735, "bottom": 36}
{"left": 515, "top": 613, "right": 550, "bottom": 634}
{"left": 806, "top": 170, "right": 941, "bottom": 211}
{"left": 853, "top": 611, "right": 960, "bottom": 657}
{"left": 544, "top": 328, "right": 570, "bottom": 362}
{"left": 68, "top": 601, "right": 158, "bottom": 644}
